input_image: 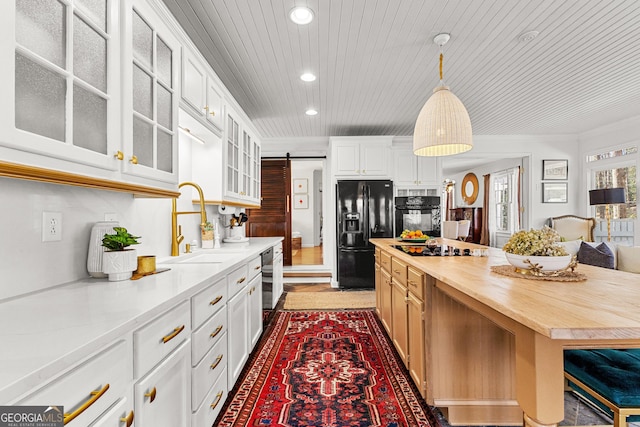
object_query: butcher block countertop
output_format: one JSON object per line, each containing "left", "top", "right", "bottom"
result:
{"left": 370, "top": 238, "right": 640, "bottom": 342}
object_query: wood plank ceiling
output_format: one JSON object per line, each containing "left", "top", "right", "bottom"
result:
{"left": 161, "top": 0, "right": 640, "bottom": 138}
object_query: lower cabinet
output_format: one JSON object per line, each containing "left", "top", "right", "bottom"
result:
{"left": 15, "top": 340, "right": 130, "bottom": 426}
{"left": 248, "top": 274, "right": 263, "bottom": 349}
{"left": 228, "top": 285, "right": 250, "bottom": 386}
{"left": 134, "top": 340, "right": 190, "bottom": 427}
{"left": 375, "top": 249, "right": 429, "bottom": 399}
{"left": 391, "top": 279, "right": 409, "bottom": 366}
{"left": 90, "top": 396, "right": 135, "bottom": 427}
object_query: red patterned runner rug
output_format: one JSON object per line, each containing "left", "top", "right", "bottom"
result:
{"left": 216, "top": 310, "right": 439, "bottom": 427}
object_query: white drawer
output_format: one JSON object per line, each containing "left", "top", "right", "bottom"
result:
{"left": 19, "top": 340, "right": 128, "bottom": 426}
{"left": 191, "top": 276, "right": 227, "bottom": 329}
{"left": 191, "top": 332, "right": 227, "bottom": 411}
{"left": 134, "top": 300, "right": 190, "bottom": 377}
{"left": 191, "top": 306, "right": 227, "bottom": 366}
{"left": 89, "top": 397, "right": 133, "bottom": 427}
{"left": 227, "top": 264, "right": 248, "bottom": 298}
{"left": 192, "top": 367, "right": 227, "bottom": 427}
{"left": 247, "top": 255, "right": 262, "bottom": 281}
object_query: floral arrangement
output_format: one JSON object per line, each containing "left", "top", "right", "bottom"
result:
{"left": 502, "top": 226, "right": 568, "bottom": 257}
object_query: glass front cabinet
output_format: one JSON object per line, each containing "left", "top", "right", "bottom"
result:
{"left": 224, "top": 106, "right": 260, "bottom": 206}
{"left": 0, "top": 0, "right": 180, "bottom": 190}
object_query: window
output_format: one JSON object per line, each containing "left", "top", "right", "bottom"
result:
{"left": 592, "top": 165, "right": 637, "bottom": 220}
{"left": 491, "top": 167, "right": 520, "bottom": 234}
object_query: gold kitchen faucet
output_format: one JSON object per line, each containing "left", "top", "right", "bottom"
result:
{"left": 171, "top": 182, "right": 207, "bottom": 256}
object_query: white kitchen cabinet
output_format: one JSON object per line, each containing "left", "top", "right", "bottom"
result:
{"left": 121, "top": 0, "right": 181, "bottom": 185}
{"left": 223, "top": 106, "right": 261, "bottom": 205}
{"left": 16, "top": 340, "right": 129, "bottom": 426}
{"left": 0, "top": 0, "right": 120, "bottom": 171}
{"left": 227, "top": 285, "right": 249, "bottom": 386}
{"left": 0, "top": 0, "right": 182, "bottom": 195}
{"left": 192, "top": 366, "right": 227, "bottom": 427}
{"left": 181, "top": 47, "right": 224, "bottom": 134}
{"left": 247, "top": 274, "right": 263, "bottom": 349}
{"left": 89, "top": 395, "right": 134, "bottom": 427}
{"left": 331, "top": 138, "right": 392, "bottom": 177}
{"left": 134, "top": 340, "right": 190, "bottom": 427}
{"left": 392, "top": 146, "right": 441, "bottom": 187}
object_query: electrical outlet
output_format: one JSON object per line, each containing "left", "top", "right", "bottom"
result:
{"left": 42, "top": 211, "right": 62, "bottom": 242}
{"left": 104, "top": 213, "right": 118, "bottom": 222}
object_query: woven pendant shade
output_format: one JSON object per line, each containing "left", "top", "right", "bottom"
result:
{"left": 413, "top": 85, "right": 473, "bottom": 156}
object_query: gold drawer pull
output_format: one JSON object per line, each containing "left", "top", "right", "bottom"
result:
{"left": 209, "top": 295, "right": 223, "bottom": 306}
{"left": 129, "top": 155, "right": 138, "bottom": 165}
{"left": 254, "top": 265, "right": 261, "bottom": 270}
{"left": 237, "top": 276, "right": 246, "bottom": 284}
{"left": 120, "top": 410, "right": 134, "bottom": 427}
{"left": 393, "top": 269, "right": 400, "bottom": 274}
{"left": 210, "top": 391, "right": 224, "bottom": 410}
{"left": 408, "top": 280, "right": 417, "bottom": 287}
{"left": 209, "top": 110, "right": 216, "bottom": 117}
{"left": 144, "top": 387, "right": 157, "bottom": 403}
{"left": 162, "top": 325, "right": 185, "bottom": 343}
{"left": 210, "top": 325, "right": 223, "bottom": 339}
{"left": 63, "top": 383, "right": 110, "bottom": 424}
{"left": 114, "top": 151, "right": 124, "bottom": 160}
{"left": 210, "top": 354, "right": 223, "bottom": 370}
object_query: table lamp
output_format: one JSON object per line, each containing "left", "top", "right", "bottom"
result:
{"left": 589, "top": 188, "right": 626, "bottom": 241}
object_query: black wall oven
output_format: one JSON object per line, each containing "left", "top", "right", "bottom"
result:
{"left": 394, "top": 196, "right": 441, "bottom": 236}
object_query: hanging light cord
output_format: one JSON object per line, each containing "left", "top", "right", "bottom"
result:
{"left": 439, "top": 53, "right": 444, "bottom": 82}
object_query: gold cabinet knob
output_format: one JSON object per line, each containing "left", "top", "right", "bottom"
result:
{"left": 120, "top": 411, "right": 134, "bottom": 427}
{"left": 130, "top": 155, "right": 138, "bottom": 165}
{"left": 144, "top": 386, "right": 157, "bottom": 403}
{"left": 114, "top": 151, "right": 124, "bottom": 160}
{"left": 209, "top": 110, "right": 215, "bottom": 117}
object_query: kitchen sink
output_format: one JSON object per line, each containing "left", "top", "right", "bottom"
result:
{"left": 163, "top": 253, "right": 239, "bottom": 264}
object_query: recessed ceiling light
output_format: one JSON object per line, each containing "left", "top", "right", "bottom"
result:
{"left": 300, "top": 73, "right": 316, "bottom": 82}
{"left": 305, "top": 109, "right": 318, "bottom": 116}
{"left": 289, "top": 7, "right": 314, "bottom": 25}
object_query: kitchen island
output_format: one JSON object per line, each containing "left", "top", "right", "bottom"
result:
{"left": 371, "top": 237, "right": 640, "bottom": 427}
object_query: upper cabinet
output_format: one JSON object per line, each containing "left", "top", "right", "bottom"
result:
{"left": 0, "top": 0, "right": 182, "bottom": 195}
{"left": 122, "top": 0, "right": 181, "bottom": 185}
{"left": 223, "top": 106, "right": 260, "bottom": 206}
{"left": 331, "top": 137, "right": 392, "bottom": 177}
{"left": 0, "top": 0, "right": 121, "bottom": 171}
{"left": 181, "top": 47, "right": 224, "bottom": 135}
{"left": 392, "top": 145, "right": 441, "bottom": 188}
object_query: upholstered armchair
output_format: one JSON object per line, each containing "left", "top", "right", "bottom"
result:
{"left": 549, "top": 215, "right": 596, "bottom": 242}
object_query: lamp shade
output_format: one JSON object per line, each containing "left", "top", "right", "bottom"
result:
{"left": 413, "top": 85, "right": 473, "bottom": 157}
{"left": 589, "top": 188, "right": 626, "bottom": 205}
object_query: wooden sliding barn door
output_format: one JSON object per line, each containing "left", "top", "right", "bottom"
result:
{"left": 246, "top": 159, "right": 292, "bottom": 265}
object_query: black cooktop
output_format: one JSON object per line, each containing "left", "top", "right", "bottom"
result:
{"left": 393, "top": 244, "right": 472, "bottom": 257}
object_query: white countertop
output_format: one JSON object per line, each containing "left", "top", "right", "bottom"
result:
{"left": 0, "top": 237, "right": 282, "bottom": 403}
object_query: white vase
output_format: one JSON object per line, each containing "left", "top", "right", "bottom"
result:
{"left": 87, "top": 221, "right": 119, "bottom": 278}
{"left": 505, "top": 253, "right": 572, "bottom": 272}
{"left": 103, "top": 249, "right": 137, "bottom": 281}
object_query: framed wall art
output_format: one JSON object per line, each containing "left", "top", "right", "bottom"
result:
{"left": 542, "top": 159, "right": 568, "bottom": 180}
{"left": 293, "top": 178, "right": 308, "bottom": 194}
{"left": 294, "top": 194, "right": 309, "bottom": 209}
{"left": 542, "top": 182, "right": 568, "bottom": 203}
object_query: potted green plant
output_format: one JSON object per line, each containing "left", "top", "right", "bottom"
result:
{"left": 502, "top": 226, "right": 572, "bottom": 273}
{"left": 102, "top": 227, "right": 141, "bottom": 281}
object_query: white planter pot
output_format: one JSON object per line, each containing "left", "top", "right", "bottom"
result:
{"left": 103, "top": 249, "right": 137, "bottom": 281}
{"left": 87, "top": 221, "right": 119, "bottom": 278}
{"left": 505, "top": 253, "right": 572, "bottom": 272}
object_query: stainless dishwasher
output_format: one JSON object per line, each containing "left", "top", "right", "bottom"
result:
{"left": 262, "top": 243, "right": 283, "bottom": 309}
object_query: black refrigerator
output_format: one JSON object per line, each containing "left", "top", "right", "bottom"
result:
{"left": 336, "top": 180, "right": 394, "bottom": 289}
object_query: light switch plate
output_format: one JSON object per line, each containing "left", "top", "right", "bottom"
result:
{"left": 42, "top": 211, "right": 62, "bottom": 242}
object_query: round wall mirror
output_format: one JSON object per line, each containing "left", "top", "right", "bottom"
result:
{"left": 461, "top": 173, "right": 479, "bottom": 205}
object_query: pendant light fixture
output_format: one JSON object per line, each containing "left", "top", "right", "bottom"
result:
{"left": 413, "top": 33, "right": 473, "bottom": 157}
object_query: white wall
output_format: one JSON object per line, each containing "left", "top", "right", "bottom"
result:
{"left": 290, "top": 160, "right": 322, "bottom": 247}
{"left": 0, "top": 138, "right": 221, "bottom": 301}
{"left": 443, "top": 134, "right": 581, "bottom": 230}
